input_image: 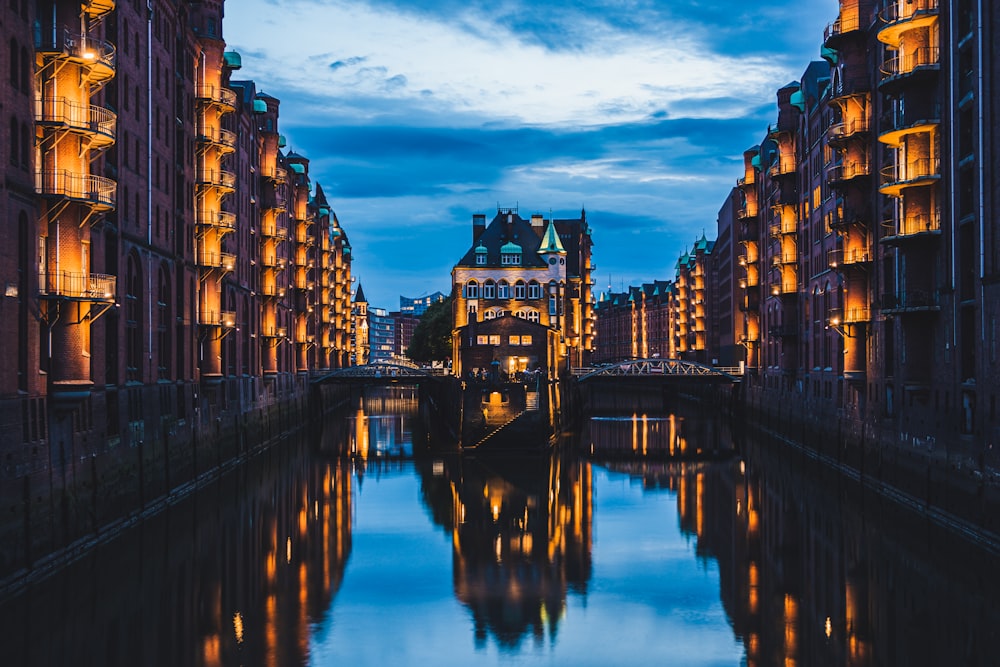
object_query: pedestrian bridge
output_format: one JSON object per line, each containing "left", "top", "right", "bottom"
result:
{"left": 575, "top": 359, "right": 742, "bottom": 383}
{"left": 312, "top": 362, "right": 440, "bottom": 385}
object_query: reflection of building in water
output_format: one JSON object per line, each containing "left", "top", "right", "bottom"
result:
{"left": 439, "top": 450, "right": 592, "bottom": 648}
{"left": 585, "top": 411, "right": 730, "bottom": 459}
{"left": 347, "top": 388, "right": 420, "bottom": 462}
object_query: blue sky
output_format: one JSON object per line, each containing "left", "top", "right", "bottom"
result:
{"left": 224, "top": 0, "right": 838, "bottom": 310}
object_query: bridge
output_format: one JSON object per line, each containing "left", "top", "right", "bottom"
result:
{"left": 575, "top": 359, "right": 742, "bottom": 383}
{"left": 312, "top": 362, "right": 441, "bottom": 385}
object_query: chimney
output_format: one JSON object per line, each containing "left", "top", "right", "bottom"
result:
{"left": 531, "top": 214, "right": 544, "bottom": 229}
{"left": 473, "top": 214, "right": 486, "bottom": 243}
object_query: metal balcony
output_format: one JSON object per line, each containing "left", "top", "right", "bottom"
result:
{"left": 196, "top": 126, "right": 237, "bottom": 154}
{"left": 35, "top": 30, "right": 116, "bottom": 85}
{"left": 196, "top": 251, "right": 236, "bottom": 272}
{"left": 824, "top": 12, "right": 863, "bottom": 48}
{"left": 878, "top": 158, "right": 940, "bottom": 197}
{"left": 880, "top": 290, "right": 940, "bottom": 314}
{"left": 767, "top": 156, "right": 797, "bottom": 178}
{"left": 826, "top": 117, "right": 870, "bottom": 146}
{"left": 827, "top": 161, "right": 871, "bottom": 188}
{"left": 38, "top": 271, "right": 115, "bottom": 301}
{"left": 197, "top": 210, "right": 237, "bottom": 232}
{"left": 35, "top": 97, "right": 117, "bottom": 149}
{"left": 878, "top": 0, "right": 940, "bottom": 47}
{"left": 880, "top": 214, "right": 941, "bottom": 244}
{"left": 200, "top": 310, "right": 238, "bottom": 327}
{"left": 196, "top": 169, "right": 236, "bottom": 193}
{"left": 35, "top": 170, "right": 116, "bottom": 210}
{"left": 195, "top": 85, "right": 237, "bottom": 112}
{"left": 828, "top": 248, "right": 871, "bottom": 269}
{"left": 879, "top": 105, "right": 940, "bottom": 147}
{"left": 879, "top": 47, "right": 940, "bottom": 91}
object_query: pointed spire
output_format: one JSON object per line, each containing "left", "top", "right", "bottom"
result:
{"left": 538, "top": 220, "right": 566, "bottom": 254}
{"left": 354, "top": 282, "right": 367, "bottom": 304}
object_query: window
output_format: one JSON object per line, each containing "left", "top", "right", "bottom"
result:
{"left": 528, "top": 281, "right": 541, "bottom": 299}
{"left": 526, "top": 310, "right": 540, "bottom": 323}
{"left": 514, "top": 280, "right": 525, "bottom": 299}
{"left": 521, "top": 335, "right": 532, "bottom": 345}
{"left": 9, "top": 116, "right": 18, "bottom": 166}
{"left": 483, "top": 280, "right": 495, "bottom": 299}
{"left": 501, "top": 251, "right": 521, "bottom": 266}
{"left": 477, "top": 335, "right": 489, "bottom": 345}
{"left": 509, "top": 336, "right": 521, "bottom": 345}
{"left": 465, "top": 281, "right": 478, "bottom": 299}
{"left": 484, "top": 310, "right": 496, "bottom": 320}
{"left": 488, "top": 335, "right": 500, "bottom": 345}
{"left": 497, "top": 280, "right": 510, "bottom": 299}
{"left": 476, "top": 250, "right": 486, "bottom": 265}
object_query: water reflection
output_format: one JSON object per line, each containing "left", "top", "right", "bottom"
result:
{"left": 2, "top": 390, "right": 999, "bottom": 666}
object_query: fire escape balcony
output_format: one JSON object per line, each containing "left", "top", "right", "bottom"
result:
{"left": 263, "top": 166, "right": 288, "bottom": 184}
{"left": 737, "top": 203, "right": 758, "bottom": 220}
{"left": 262, "top": 326, "right": 288, "bottom": 339}
{"left": 880, "top": 214, "right": 941, "bottom": 244}
{"left": 737, "top": 172, "right": 755, "bottom": 188}
{"left": 770, "top": 281, "right": 797, "bottom": 299}
{"left": 878, "top": 158, "right": 940, "bottom": 197}
{"left": 195, "top": 85, "right": 237, "bottom": 113}
{"left": 35, "top": 170, "right": 116, "bottom": 210}
{"left": 196, "top": 250, "right": 236, "bottom": 273}
{"left": 197, "top": 210, "right": 237, "bottom": 234}
{"left": 826, "top": 117, "right": 870, "bottom": 147}
{"left": 196, "top": 126, "right": 237, "bottom": 154}
{"left": 827, "top": 307, "right": 871, "bottom": 328}
{"left": 767, "top": 156, "right": 797, "bottom": 179}
{"left": 261, "top": 255, "right": 287, "bottom": 271}
{"left": 196, "top": 168, "right": 236, "bottom": 193}
{"left": 877, "top": 0, "right": 939, "bottom": 47}
{"left": 827, "top": 161, "right": 871, "bottom": 188}
{"left": 35, "top": 96, "right": 116, "bottom": 150}
{"left": 83, "top": 0, "right": 116, "bottom": 20}
{"left": 879, "top": 106, "right": 940, "bottom": 147}
{"left": 38, "top": 271, "right": 115, "bottom": 301}
{"left": 771, "top": 253, "right": 797, "bottom": 268}
{"left": 824, "top": 11, "right": 864, "bottom": 48}
{"left": 879, "top": 47, "right": 940, "bottom": 92}
{"left": 260, "top": 283, "right": 286, "bottom": 298}
{"left": 769, "top": 219, "right": 797, "bottom": 238}
{"left": 199, "top": 310, "right": 237, "bottom": 328}
{"left": 880, "top": 290, "right": 940, "bottom": 314}
{"left": 35, "top": 31, "right": 116, "bottom": 86}
{"left": 738, "top": 253, "right": 758, "bottom": 267}
{"left": 828, "top": 247, "right": 871, "bottom": 270}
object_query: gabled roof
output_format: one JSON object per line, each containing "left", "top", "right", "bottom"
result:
{"left": 538, "top": 220, "right": 566, "bottom": 254}
{"left": 354, "top": 283, "right": 366, "bottom": 303}
{"left": 455, "top": 211, "right": 548, "bottom": 269}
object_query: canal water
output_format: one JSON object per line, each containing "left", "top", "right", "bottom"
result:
{"left": 1, "top": 389, "right": 998, "bottom": 666}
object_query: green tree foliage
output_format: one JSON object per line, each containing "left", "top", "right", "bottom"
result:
{"left": 406, "top": 296, "right": 454, "bottom": 362}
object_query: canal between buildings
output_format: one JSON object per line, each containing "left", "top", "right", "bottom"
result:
{"left": 2, "top": 387, "right": 998, "bottom": 666}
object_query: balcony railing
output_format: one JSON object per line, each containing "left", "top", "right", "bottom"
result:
{"left": 196, "top": 169, "right": 236, "bottom": 191}
{"left": 768, "top": 156, "right": 797, "bottom": 178}
{"left": 879, "top": 157, "right": 940, "bottom": 196}
{"left": 826, "top": 117, "right": 869, "bottom": 144}
{"left": 880, "top": 290, "right": 940, "bottom": 312}
{"left": 824, "top": 12, "right": 862, "bottom": 45}
{"left": 263, "top": 167, "right": 288, "bottom": 184}
{"left": 828, "top": 307, "right": 871, "bottom": 326}
{"left": 828, "top": 248, "right": 871, "bottom": 268}
{"left": 35, "top": 170, "right": 116, "bottom": 209}
{"left": 38, "top": 271, "right": 116, "bottom": 300}
{"left": 195, "top": 85, "right": 237, "bottom": 110}
{"left": 35, "top": 96, "right": 117, "bottom": 146}
{"left": 879, "top": 105, "right": 940, "bottom": 146}
{"left": 197, "top": 210, "right": 237, "bottom": 231}
{"left": 880, "top": 47, "right": 940, "bottom": 85}
{"left": 881, "top": 213, "right": 941, "bottom": 240}
{"left": 771, "top": 253, "right": 797, "bottom": 267}
{"left": 737, "top": 173, "right": 755, "bottom": 188}
{"left": 34, "top": 30, "right": 116, "bottom": 82}
{"left": 827, "top": 161, "right": 871, "bottom": 186}
{"left": 196, "top": 126, "right": 237, "bottom": 152}
{"left": 200, "top": 310, "right": 237, "bottom": 327}
{"left": 196, "top": 251, "right": 236, "bottom": 271}
{"left": 878, "top": 0, "right": 939, "bottom": 47}
{"left": 769, "top": 219, "right": 797, "bottom": 237}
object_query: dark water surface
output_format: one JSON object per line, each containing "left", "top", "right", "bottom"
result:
{"left": 1, "top": 394, "right": 998, "bottom": 666}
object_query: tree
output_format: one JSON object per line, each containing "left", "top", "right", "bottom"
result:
{"left": 406, "top": 295, "right": 454, "bottom": 363}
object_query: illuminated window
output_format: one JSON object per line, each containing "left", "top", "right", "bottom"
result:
{"left": 528, "top": 281, "right": 541, "bottom": 299}
{"left": 483, "top": 280, "right": 495, "bottom": 299}
{"left": 521, "top": 335, "right": 532, "bottom": 345}
{"left": 514, "top": 280, "right": 526, "bottom": 299}
{"left": 488, "top": 335, "right": 500, "bottom": 345}
{"left": 477, "top": 335, "right": 489, "bottom": 345}
{"left": 498, "top": 280, "right": 510, "bottom": 299}
{"left": 465, "top": 280, "right": 478, "bottom": 298}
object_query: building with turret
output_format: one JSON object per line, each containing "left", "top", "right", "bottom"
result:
{"left": 451, "top": 207, "right": 594, "bottom": 379}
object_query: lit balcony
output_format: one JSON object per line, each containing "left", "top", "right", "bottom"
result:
{"left": 196, "top": 126, "right": 237, "bottom": 154}
{"left": 770, "top": 281, "right": 797, "bottom": 298}
{"left": 828, "top": 76, "right": 871, "bottom": 103}
{"left": 263, "top": 166, "right": 288, "bottom": 184}
{"left": 827, "top": 307, "right": 871, "bottom": 327}
{"left": 38, "top": 271, "right": 115, "bottom": 301}
{"left": 879, "top": 47, "right": 940, "bottom": 91}
{"left": 828, "top": 247, "right": 871, "bottom": 269}
{"left": 261, "top": 284, "right": 286, "bottom": 298}
{"left": 737, "top": 173, "right": 755, "bottom": 188}
{"left": 261, "top": 255, "right": 287, "bottom": 270}
{"left": 877, "top": 0, "right": 939, "bottom": 47}
{"left": 769, "top": 219, "right": 797, "bottom": 237}
{"left": 768, "top": 156, "right": 796, "bottom": 178}
{"left": 35, "top": 31, "right": 116, "bottom": 84}
{"left": 195, "top": 85, "right": 237, "bottom": 112}
{"left": 771, "top": 253, "right": 797, "bottom": 267}
{"left": 83, "top": 0, "right": 116, "bottom": 20}
{"left": 197, "top": 210, "right": 237, "bottom": 233}
{"left": 824, "top": 11, "right": 863, "bottom": 48}
{"left": 262, "top": 326, "right": 288, "bottom": 339}
{"left": 737, "top": 253, "right": 758, "bottom": 267}
{"left": 196, "top": 250, "right": 236, "bottom": 272}
{"left": 879, "top": 106, "right": 940, "bottom": 147}
{"left": 879, "top": 158, "right": 940, "bottom": 197}
{"left": 880, "top": 214, "right": 941, "bottom": 243}
{"left": 826, "top": 117, "right": 869, "bottom": 146}
{"left": 200, "top": 310, "right": 237, "bottom": 328}
{"left": 196, "top": 168, "right": 236, "bottom": 193}
{"left": 827, "top": 161, "right": 871, "bottom": 187}
{"left": 737, "top": 203, "right": 758, "bottom": 220}
{"left": 35, "top": 97, "right": 116, "bottom": 149}
{"left": 35, "top": 170, "right": 116, "bottom": 210}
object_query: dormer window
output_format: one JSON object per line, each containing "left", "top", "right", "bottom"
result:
{"left": 475, "top": 243, "right": 487, "bottom": 265}
{"left": 500, "top": 241, "right": 521, "bottom": 266}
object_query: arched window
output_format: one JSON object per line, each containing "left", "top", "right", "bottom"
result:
{"left": 9, "top": 116, "right": 18, "bottom": 166}
{"left": 20, "top": 121, "right": 28, "bottom": 168}
{"left": 465, "top": 280, "right": 478, "bottom": 299}
{"left": 528, "top": 280, "right": 540, "bottom": 299}
{"left": 9, "top": 39, "right": 17, "bottom": 88}
{"left": 514, "top": 280, "right": 526, "bottom": 299}
{"left": 19, "top": 45, "right": 28, "bottom": 93}
{"left": 525, "top": 309, "right": 540, "bottom": 323}
{"left": 483, "top": 280, "right": 496, "bottom": 300}
{"left": 125, "top": 254, "right": 143, "bottom": 382}
{"left": 497, "top": 279, "right": 509, "bottom": 299}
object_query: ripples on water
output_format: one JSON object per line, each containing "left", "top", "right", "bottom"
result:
{"left": 1, "top": 389, "right": 998, "bottom": 666}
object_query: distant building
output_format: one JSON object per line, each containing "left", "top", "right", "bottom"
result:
{"left": 451, "top": 207, "right": 594, "bottom": 378}
{"left": 594, "top": 282, "right": 674, "bottom": 364}
{"left": 400, "top": 292, "right": 446, "bottom": 317}
{"left": 392, "top": 312, "right": 421, "bottom": 359}
{"left": 368, "top": 308, "right": 395, "bottom": 362}
{"left": 352, "top": 283, "right": 369, "bottom": 365}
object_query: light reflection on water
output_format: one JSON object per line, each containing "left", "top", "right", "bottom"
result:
{"left": 2, "top": 390, "right": 999, "bottom": 666}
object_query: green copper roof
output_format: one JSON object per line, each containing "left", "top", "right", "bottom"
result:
{"left": 289, "top": 163, "right": 305, "bottom": 174}
{"left": 790, "top": 90, "right": 806, "bottom": 112}
{"left": 821, "top": 46, "right": 838, "bottom": 65}
{"left": 475, "top": 242, "right": 487, "bottom": 253}
{"left": 537, "top": 221, "right": 566, "bottom": 254}
{"left": 500, "top": 241, "right": 521, "bottom": 254}
{"left": 750, "top": 154, "right": 761, "bottom": 169}
{"left": 252, "top": 99, "right": 267, "bottom": 114}
{"left": 278, "top": 134, "right": 287, "bottom": 148}
{"left": 223, "top": 51, "right": 242, "bottom": 70}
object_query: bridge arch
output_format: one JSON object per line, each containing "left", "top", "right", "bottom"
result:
{"left": 312, "top": 362, "right": 436, "bottom": 384}
{"left": 577, "top": 358, "right": 740, "bottom": 383}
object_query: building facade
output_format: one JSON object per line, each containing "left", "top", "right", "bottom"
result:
{"left": 0, "top": 0, "right": 355, "bottom": 459}
{"left": 451, "top": 207, "right": 594, "bottom": 378}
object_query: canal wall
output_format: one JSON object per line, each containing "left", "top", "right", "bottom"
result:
{"left": 0, "top": 375, "right": 313, "bottom": 596}
{"left": 737, "top": 383, "right": 1000, "bottom": 541}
